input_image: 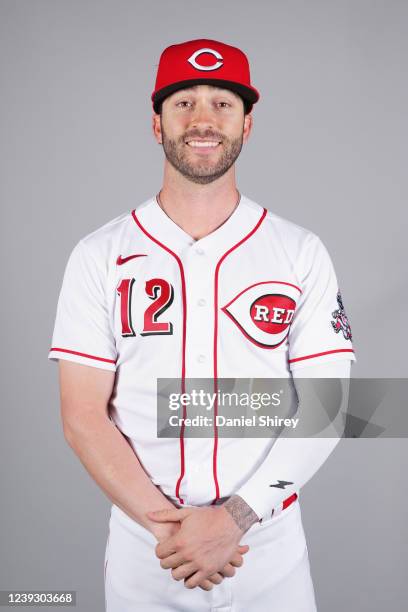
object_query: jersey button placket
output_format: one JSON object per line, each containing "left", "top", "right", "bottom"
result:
{"left": 181, "top": 244, "right": 215, "bottom": 505}
{"left": 183, "top": 245, "right": 214, "bottom": 377}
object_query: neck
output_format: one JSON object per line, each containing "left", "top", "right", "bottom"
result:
{"left": 157, "top": 162, "right": 240, "bottom": 241}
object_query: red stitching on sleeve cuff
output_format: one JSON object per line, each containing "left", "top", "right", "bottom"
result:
{"left": 49, "top": 347, "right": 116, "bottom": 365}
{"left": 289, "top": 348, "right": 355, "bottom": 364}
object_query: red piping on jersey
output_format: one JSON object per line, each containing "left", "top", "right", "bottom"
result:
{"left": 131, "top": 209, "right": 188, "bottom": 505}
{"left": 49, "top": 347, "right": 116, "bottom": 365}
{"left": 212, "top": 207, "right": 268, "bottom": 504}
{"left": 289, "top": 348, "right": 355, "bottom": 364}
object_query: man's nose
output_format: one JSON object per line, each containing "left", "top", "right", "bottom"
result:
{"left": 189, "top": 101, "right": 216, "bottom": 129}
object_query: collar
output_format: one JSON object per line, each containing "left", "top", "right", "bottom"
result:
{"left": 132, "top": 194, "right": 266, "bottom": 260}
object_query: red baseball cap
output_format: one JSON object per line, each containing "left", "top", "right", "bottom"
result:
{"left": 151, "top": 38, "right": 260, "bottom": 114}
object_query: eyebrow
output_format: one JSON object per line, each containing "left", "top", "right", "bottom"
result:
{"left": 175, "top": 86, "right": 236, "bottom": 96}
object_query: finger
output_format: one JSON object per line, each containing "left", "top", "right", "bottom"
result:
{"left": 218, "top": 563, "right": 236, "bottom": 578}
{"left": 171, "top": 562, "right": 198, "bottom": 582}
{"left": 184, "top": 570, "right": 207, "bottom": 589}
{"left": 198, "top": 579, "right": 214, "bottom": 591}
{"left": 238, "top": 544, "right": 250, "bottom": 554}
{"left": 208, "top": 572, "right": 224, "bottom": 585}
{"left": 147, "top": 508, "right": 189, "bottom": 523}
{"left": 229, "top": 553, "right": 244, "bottom": 568}
{"left": 155, "top": 542, "right": 176, "bottom": 559}
{"left": 197, "top": 573, "right": 224, "bottom": 590}
{"left": 159, "top": 552, "right": 185, "bottom": 570}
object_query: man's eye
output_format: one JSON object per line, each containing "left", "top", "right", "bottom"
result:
{"left": 176, "top": 101, "right": 192, "bottom": 108}
{"left": 218, "top": 102, "right": 231, "bottom": 108}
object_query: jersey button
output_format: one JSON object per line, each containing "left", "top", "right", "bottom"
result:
{"left": 197, "top": 298, "right": 207, "bottom": 307}
{"left": 197, "top": 354, "right": 206, "bottom": 363}
{"left": 195, "top": 247, "right": 205, "bottom": 255}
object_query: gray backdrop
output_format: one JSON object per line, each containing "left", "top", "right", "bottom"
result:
{"left": 1, "top": 0, "right": 407, "bottom": 610}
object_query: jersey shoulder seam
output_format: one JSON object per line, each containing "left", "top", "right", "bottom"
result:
{"left": 80, "top": 210, "right": 133, "bottom": 244}
{"left": 263, "top": 208, "right": 318, "bottom": 239}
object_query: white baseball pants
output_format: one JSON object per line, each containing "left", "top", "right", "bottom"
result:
{"left": 104, "top": 499, "right": 317, "bottom": 612}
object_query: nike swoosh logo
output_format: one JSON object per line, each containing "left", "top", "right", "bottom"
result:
{"left": 116, "top": 254, "right": 147, "bottom": 265}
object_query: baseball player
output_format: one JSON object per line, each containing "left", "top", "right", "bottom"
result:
{"left": 48, "top": 38, "right": 356, "bottom": 611}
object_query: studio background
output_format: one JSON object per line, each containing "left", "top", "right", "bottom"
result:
{"left": 1, "top": 1, "right": 407, "bottom": 610}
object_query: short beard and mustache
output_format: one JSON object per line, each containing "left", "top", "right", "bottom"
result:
{"left": 160, "top": 120, "right": 244, "bottom": 185}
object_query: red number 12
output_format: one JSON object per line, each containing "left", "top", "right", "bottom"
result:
{"left": 116, "top": 277, "right": 174, "bottom": 337}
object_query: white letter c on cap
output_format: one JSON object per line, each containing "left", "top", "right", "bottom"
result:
{"left": 187, "top": 48, "right": 223, "bottom": 71}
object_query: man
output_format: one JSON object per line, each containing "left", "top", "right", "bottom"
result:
{"left": 48, "top": 38, "right": 356, "bottom": 611}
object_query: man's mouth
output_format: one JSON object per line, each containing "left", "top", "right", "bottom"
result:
{"left": 185, "top": 140, "right": 221, "bottom": 148}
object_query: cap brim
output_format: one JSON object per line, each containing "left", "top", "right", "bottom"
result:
{"left": 152, "top": 78, "right": 259, "bottom": 113}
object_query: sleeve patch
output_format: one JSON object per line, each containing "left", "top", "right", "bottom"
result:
{"left": 331, "top": 290, "right": 352, "bottom": 341}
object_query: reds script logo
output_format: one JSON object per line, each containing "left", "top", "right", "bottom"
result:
{"left": 331, "top": 290, "right": 352, "bottom": 340}
{"left": 221, "top": 281, "right": 301, "bottom": 349}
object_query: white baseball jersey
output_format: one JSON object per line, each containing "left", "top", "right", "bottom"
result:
{"left": 48, "top": 193, "right": 356, "bottom": 519}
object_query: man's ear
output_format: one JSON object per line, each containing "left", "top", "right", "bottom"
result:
{"left": 243, "top": 112, "right": 253, "bottom": 143}
{"left": 152, "top": 113, "right": 162, "bottom": 144}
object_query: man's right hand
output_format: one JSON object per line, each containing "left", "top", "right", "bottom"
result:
{"left": 153, "top": 522, "right": 249, "bottom": 591}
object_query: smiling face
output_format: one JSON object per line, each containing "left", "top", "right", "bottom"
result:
{"left": 153, "top": 84, "right": 252, "bottom": 185}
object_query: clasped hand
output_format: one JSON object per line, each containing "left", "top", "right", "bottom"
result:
{"left": 147, "top": 506, "right": 250, "bottom": 590}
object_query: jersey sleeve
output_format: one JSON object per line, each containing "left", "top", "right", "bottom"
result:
{"left": 288, "top": 233, "right": 356, "bottom": 371}
{"left": 48, "top": 239, "right": 117, "bottom": 371}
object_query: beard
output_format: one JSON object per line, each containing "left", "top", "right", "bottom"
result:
{"left": 160, "top": 120, "right": 244, "bottom": 185}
